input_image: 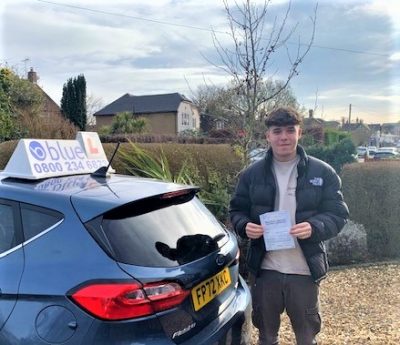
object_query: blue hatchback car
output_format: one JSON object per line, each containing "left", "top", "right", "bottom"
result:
{"left": 0, "top": 134, "right": 250, "bottom": 345}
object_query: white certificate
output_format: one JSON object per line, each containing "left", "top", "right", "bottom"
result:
{"left": 259, "top": 210, "right": 295, "bottom": 251}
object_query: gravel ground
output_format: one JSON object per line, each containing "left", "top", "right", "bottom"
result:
{"left": 249, "top": 263, "right": 400, "bottom": 345}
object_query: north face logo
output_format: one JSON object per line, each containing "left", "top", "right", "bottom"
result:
{"left": 310, "top": 177, "right": 323, "bottom": 186}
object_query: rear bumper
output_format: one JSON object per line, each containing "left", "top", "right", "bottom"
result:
{"left": 73, "top": 275, "right": 251, "bottom": 345}
{"left": 181, "top": 274, "right": 251, "bottom": 345}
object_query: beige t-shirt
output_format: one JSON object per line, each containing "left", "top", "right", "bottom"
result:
{"left": 261, "top": 155, "right": 311, "bottom": 275}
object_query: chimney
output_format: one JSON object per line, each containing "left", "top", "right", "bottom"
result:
{"left": 308, "top": 109, "right": 314, "bottom": 118}
{"left": 27, "top": 67, "right": 39, "bottom": 84}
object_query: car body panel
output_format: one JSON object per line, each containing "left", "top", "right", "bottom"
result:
{"left": 373, "top": 152, "right": 399, "bottom": 160}
{"left": 0, "top": 172, "right": 250, "bottom": 344}
{"left": 0, "top": 249, "right": 24, "bottom": 332}
{"left": 117, "top": 232, "right": 240, "bottom": 342}
{"left": 248, "top": 148, "right": 267, "bottom": 163}
{"left": 356, "top": 146, "right": 369, "bottom": 158}
{"left": 18, "top": 215, "right": 132, "bottom": 295}
{"left": 367, "top": 146, "right": 377, "bottom": 156}
{"left": 0, "top": 206, "right": 135, "bottom": 344}
{"left": 378, "top": 147, "right": 398, "bottom": 153}
{"left": 71, "top": 177, "right": 197, "bottom": 223}
{"left": 0, "top": 199, "right": 24, "bottom": 332}
{"left": 1, "top": 175, "right": 196, "bottom": 223}
{"left": 373, "top": 147, "right": 399, "bottom": 160}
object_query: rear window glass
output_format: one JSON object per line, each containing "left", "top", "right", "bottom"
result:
{"left": 99, "top": 196, "right": 227, "bottom": 267}
{"left": 0, "top": 203, "right": 17, "bottom": 253}
{"left": 21, "top": 204, "right": 63, "bottom": 242}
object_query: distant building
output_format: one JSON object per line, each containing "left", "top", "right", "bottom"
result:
{"left": 368, "top": 124, "right": 382, "bottom": 146}
{"left": 342, "top": 121, "right": 372, "bottom": 146}
{"left": 323, "top": 121, "right": 341, "bottom": 130}
{"left": 200, "top": 112, "right": 229, "bottom": 133}
{"left": 27, "top": 68, "right": 62, "bottom": 120}
{"left": 368, "top": 124, "right": 381, "bottom": 133}
{"left": 341, "top": 122, "right": 370, "bottom": 132}
{"left": 302, "top": 109, "right": 324, "bottom": 129}
{"left": 299, "top": 107, "right": 399, "bottom": 147}
{"left": 94, "top": 93, "right": 200, "bottom": 135}
{"left": 302, "top": 109, "right": 340, "bottom": 130}
{"left": 381, "top": 123, "right": 400, "bottom": 136}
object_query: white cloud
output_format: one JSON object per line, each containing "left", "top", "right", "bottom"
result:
{"left": 1, "top": 0, "right": 399, "bottom": 124}
{"left": 355, "top": 0, "right": 400, "bottom": 34}
{"left": 43, "top": 64, "right": 229, "bottom": 105}
{"left": 358, "top": 0, "right": 400, "bottom": 17}
{"left": 389, "top": 52, "right": 400, "bottom": 61}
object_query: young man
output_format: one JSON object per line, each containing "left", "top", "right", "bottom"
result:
{"left": 229, "top": 107, "right": 349, "bottom": 345}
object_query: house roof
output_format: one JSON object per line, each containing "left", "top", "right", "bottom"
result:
{"left": 368, "top": 124, "right": 381, "bottom": 132}
{"left": 381, "top": 123, "right": 400, "bottom": 131}
{"left": 25, "top": 68, "right": 61, "bottom": 118}
{"left": 35, "top": 85, "right": 60, "bottom": 110}
{"left": 323, "top": 120, "right": 341, "bottom": 128}
{"left": 341, "top": 123, "right": 371, "bottom": 131}
{"left": 94, "top": 92, "right": 192, "bottom": 116}
{"left": 303, "top": 117, "right": 324, "bottom": 127}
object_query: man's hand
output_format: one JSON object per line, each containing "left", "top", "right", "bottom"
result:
{"left": 290, "top": 222, "right": 312, "bottom": 239}
{"left": 245, "top": 222, "right": 264, "bottom": 239}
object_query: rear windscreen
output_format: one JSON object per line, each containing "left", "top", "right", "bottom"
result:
{"left": 94, "top": 196, "right": 228, "bottom": 267}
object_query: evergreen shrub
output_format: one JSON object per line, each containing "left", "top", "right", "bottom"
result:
{"left": 341, "top": 161, "right": 400, "bottom": 260}
{"left": 326, "top": 220, "right": 368, "bottom": 265}
{"left": 324, "top": 128, "right": 350, "bottom": 146}
{"left": 0, "top": 140, "right": 17, "bottom": 169}
{"left": 306, "top": 137, "right": 356, "bottom": 173}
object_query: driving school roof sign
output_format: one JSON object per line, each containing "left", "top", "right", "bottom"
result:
{"left": 3, "top": 132, "right": 112, "bottom": 180}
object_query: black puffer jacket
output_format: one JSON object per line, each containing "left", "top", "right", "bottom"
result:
{"left": 229, "top": 146, "right": 349, "bottom": 282}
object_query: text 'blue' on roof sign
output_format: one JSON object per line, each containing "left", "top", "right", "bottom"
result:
{"left": 2, "top": 132, "right": 112, "bottom": 180}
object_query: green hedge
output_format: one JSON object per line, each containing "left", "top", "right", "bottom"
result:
{"left": 104, "top": 142, "right": 242, "bottom": 180}
{"left": 341, "top": 161, "right": 400, "bottom": 260}
{"left": 0, "top": 140, "right": 18, "bottom": 170}
{"left": 0, "top": 141, "right": 242, "bottom": 178}
{"left": 305, "top": 138, "right": 356, "bottom": 173}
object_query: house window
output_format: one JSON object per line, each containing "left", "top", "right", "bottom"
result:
{"left": 181, "top": 113, "right": 190, "bottom": 126}
{"left": 216, "top": 120, "right": 225, "bottom": 130}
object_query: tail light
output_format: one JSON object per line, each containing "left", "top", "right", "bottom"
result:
{"left": 70, "top": 281, "right": 189, "bottom": 320}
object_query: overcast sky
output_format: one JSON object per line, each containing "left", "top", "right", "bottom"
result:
{"left": 1, "top": 0, "right": 399, "bottom": 124}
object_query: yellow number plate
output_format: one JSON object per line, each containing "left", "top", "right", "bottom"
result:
{"left": 191, "top": 267, "right": 231, "bottom": 311}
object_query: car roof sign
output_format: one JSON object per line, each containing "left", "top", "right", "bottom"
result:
{"left": 2, "top": 132, "right": 112, "bottom": 180}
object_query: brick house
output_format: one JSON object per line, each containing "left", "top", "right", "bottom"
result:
{"left": 94, "top": 93, "right": 200, "bottom": 135}
{"left": 27, "top": 68, "right": 62, "bottom": 120}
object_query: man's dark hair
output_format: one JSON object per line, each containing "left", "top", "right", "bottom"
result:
{"left": 265, "top": 107, "right": 303, "bottom": 128}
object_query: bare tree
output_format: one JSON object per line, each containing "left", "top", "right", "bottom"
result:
{"left": 86, "top": 93, "right": 104, "bottom": 127}
{"left": 193, "top": 80, "right": 301, "bottom": 136}
{"left": 208, "top": 0, "right": 317, "bottom": 159}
